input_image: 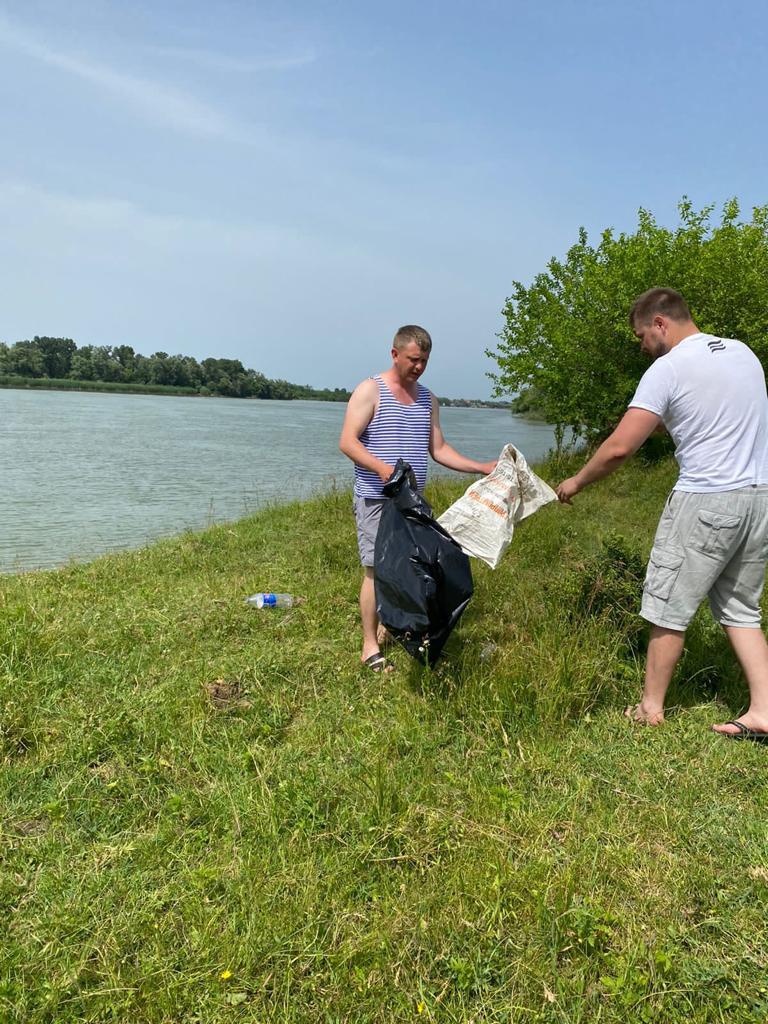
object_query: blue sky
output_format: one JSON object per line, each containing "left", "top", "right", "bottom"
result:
{"left": 1, "top": 1, "right": 766, "bottom": 398}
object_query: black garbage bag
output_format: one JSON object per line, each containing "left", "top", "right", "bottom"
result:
{"left": 374, "top": 460, "right": 474, "bottom": 665}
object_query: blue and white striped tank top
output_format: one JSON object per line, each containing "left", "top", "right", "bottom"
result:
{"left": 354, "top": 375, "right": 432, "bottom": 497}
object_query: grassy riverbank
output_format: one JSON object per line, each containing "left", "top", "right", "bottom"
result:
{"left": 0, "top": 375, "right": 201, "bottom": 397}
{"left": 3, "top": 455, "right": 768, "bottom": 1023}
{"left": 0, "top": 376, "right": 347, "bottom": 401}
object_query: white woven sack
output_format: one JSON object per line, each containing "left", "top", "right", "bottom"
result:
{"left": 437, "top": 443, "right": 557, "bottom": 569}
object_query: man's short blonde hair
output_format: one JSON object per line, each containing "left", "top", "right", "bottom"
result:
{"left": 393, "top": 325, "right": 432, "bottom": 353}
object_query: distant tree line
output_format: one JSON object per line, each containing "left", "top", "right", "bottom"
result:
{"left": 0, "top": 335, "right": 513, "bottom": 406}
{"left": 0, "top": 336, "right": 351, "bottom": 402}
{"left": 438, "top": 396, "right": 511, "bottom": 409}
{"left": 508, "top": 387, "right": 545, "bottom": 418}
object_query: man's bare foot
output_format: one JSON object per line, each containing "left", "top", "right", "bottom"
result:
{"left": 712, "top": 716, "right": 768, "bottom": 738}
{"left": 362, "top": 641, "right": 380, "bottom": 663}
{"left": 624, "top": 703, "right": 664, "bottom": 726}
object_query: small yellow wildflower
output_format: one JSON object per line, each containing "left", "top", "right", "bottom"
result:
{"left": 220, "top": 970, "right": 233, "bottom": 980}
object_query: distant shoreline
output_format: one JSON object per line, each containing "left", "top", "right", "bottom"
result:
{"left": 0, "top": 376, "right": 511, "bottom": 409}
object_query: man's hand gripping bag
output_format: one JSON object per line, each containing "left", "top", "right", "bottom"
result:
{"left": 374, "top": 460, "right": 473, "bottom": 665}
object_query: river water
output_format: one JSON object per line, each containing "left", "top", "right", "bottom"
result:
{"left": 1, "top": 388, "right": 557, "bottom": 573}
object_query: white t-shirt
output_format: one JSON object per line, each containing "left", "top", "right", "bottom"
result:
{"left": 629, "top": 332, "right": 768, "bottom": 492}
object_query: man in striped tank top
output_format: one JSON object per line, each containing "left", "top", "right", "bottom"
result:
{"left": 340, "top": 326, "right": 497, "bottom": 671}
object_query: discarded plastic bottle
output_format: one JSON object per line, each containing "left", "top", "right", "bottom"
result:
{"left": 245, "top": 593, "right": 294, "bottom": 609}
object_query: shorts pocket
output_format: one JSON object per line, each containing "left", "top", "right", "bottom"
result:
{"left": 663, "top": 490, "right": 678, "bottom": 517}
{"left": 644, "top": 549, "right": 684, "bottom": 601}
{"left": 691, "top": 509, "right": 742, "bottom": 556}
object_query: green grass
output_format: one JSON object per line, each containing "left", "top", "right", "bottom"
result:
{"left": 3, "top": 456, "right": 768, "bottom": 1023}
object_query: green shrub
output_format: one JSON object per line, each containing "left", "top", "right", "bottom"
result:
{"left": 490, "top": 198, "right": 768, "bottom": 443}
{"left": 550, "top": 533, "right": 647, "bottom": 649}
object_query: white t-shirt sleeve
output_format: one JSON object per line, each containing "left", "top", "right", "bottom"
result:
{"left": 629, "top": 359, "right": 676, "bottom": 418}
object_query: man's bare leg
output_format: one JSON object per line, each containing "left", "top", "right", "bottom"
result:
{"left": 626, "top": 625, "right": 685, "bottom": 725}
{"left": 712, "top": 626, "right": 768, "bottom": 735}
{"left": 360, "top": 568, "right": 382, "bottom": 663}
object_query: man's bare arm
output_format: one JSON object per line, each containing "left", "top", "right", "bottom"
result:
{"left": 339, "top": 380, "right": 395, "bottom": 482}
{"left": 429, "top": 396, "right": 497, "bottom": 475}
{"left": 556, "top": 408, "right": 662, "bottom": 503}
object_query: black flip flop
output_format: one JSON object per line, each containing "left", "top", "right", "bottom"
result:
{"left": 717, "top": 720, "right": 768, "bottom": 744}
{"left": 362, "top": 653, "right": 394, "bottom": 673}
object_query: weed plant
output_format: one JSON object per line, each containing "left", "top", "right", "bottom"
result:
{"left": 2, "top": 456, "right": 768, "bottom": 1022}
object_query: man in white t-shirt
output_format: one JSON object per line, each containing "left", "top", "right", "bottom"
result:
{"left": 556, "top": 287, "right": 768, "bottom": 742}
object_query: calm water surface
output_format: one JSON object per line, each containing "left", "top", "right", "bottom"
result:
{"left": 2, "top": 389, "right": 557, "bottom": 573}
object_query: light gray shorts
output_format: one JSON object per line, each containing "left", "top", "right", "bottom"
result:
{"left": 353, "top": 494, "right": 386, "bottom": 568}
{"left": 641, "top": 486, "right": 768, "bottom": 630}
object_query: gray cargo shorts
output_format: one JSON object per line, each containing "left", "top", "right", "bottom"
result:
{"left": 641, "top": 485, "right": 768, "bottom": 630}
{"left": 353, "top": 494, "right": 386, "bottom": 568}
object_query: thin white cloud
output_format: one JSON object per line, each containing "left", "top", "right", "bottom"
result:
{"left": 147, "top": 45, "right": 317, "bottom": 74}
{"left": 4, "top": 173, "right": 454, "bottom": 283}
{"left": 0, "top": 180, "right": 269, "bottom": 246}
{"left": 0, "top": 179, "right": 363, "bottom": 264}
{"left": 0, "top": 14, "right": 252, "bottom": 142}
